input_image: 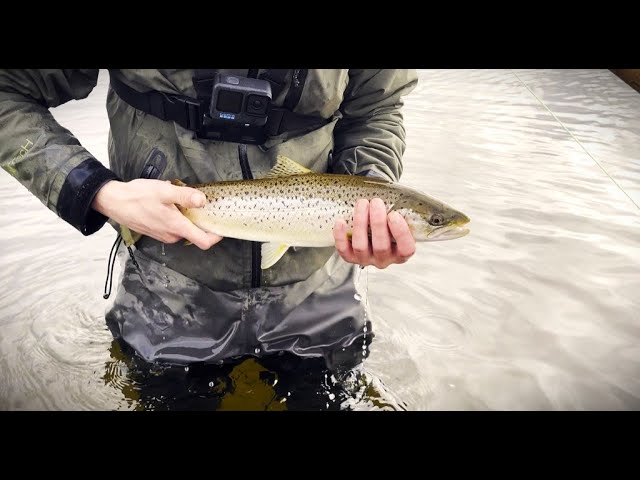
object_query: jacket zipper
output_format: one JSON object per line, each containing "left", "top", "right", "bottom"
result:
{"left": 238, "top": 144, "right": 261, "bottom": 288}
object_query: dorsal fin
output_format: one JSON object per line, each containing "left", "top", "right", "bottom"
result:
{"left": 263, "top": 155, "right": 313, "bottom": 178}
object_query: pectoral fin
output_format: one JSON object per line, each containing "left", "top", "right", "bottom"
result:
{"left": 261, "top": 242, "right": 290, "bottom": 269}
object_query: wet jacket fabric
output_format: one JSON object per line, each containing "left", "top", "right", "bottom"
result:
{"left": 0, "top": 69, "right": 418, "bottom": 368}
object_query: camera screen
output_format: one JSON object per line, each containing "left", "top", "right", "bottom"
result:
{"left": 216, "top": 90, "right": 243, "bottom": 114}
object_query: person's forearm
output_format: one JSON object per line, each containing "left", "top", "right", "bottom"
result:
{"left": 0, "top": 69, "right": 118, "bottom": 235}
{"left": 333, "top": 110, "right": 408, "bottom": 182}
{"left": 331, "top": 69, "right": 418, "bottom": 182}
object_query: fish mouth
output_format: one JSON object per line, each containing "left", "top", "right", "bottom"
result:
{"left": 427, "top": 224, "right": 470, "bottom": 241}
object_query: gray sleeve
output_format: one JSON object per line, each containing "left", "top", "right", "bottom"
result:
{"left": 0, "top": 69, "right": 119, "bottom": 235}
{"left": 331, "top": 69, "right": 418, "bottom": 182}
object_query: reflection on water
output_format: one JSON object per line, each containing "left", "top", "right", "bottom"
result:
{"left": 1, "top": 69, "right": 639, "bottom": 410}
{"left": 103, "top": 339, "right": 406, "bottom": 411}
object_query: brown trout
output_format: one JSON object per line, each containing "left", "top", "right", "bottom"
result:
{"left": 162, "top": 155, "right": 470, "bottom": 269}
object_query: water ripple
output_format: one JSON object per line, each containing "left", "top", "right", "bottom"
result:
{"left": 1, "top": 69, "right": 639, "bottom": 410}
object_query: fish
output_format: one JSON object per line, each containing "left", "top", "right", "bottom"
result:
{"left": 122, "top": 156, "right": 470, "bottom": 269}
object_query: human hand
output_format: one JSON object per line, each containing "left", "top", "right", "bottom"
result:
{"left": 91, "top": 179, "right": 223, "bottom": 250}
{"left": 333, "top": 198, "right": 416, "bottom": 269}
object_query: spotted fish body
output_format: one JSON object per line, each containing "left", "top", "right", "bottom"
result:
{"left": 172, "top": 156, "right": 470, "bottom": 269}
{"left": 181, "top": 173, "right": 402, "bottom": 247}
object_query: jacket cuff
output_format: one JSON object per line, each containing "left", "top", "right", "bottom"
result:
{"left": 57, "top": 158, "right": 120, "bottom": 236}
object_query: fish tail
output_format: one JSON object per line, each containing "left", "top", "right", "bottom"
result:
{"left": 120, "top": 225, "right": 142, "bottom": 246}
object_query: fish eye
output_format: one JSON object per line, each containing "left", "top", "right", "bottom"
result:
{"left": 429, "top": 214, "right": 444, "bottom": 226}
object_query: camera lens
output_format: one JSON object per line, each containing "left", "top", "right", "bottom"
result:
{"left": 246, "top": 94, "right": 269, "bottom": 115}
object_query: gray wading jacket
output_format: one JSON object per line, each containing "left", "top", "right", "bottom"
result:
{"left": 0, "top": 69, "right": 418, "bottom": 368}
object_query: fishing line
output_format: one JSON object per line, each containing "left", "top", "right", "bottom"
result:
{"left": 362, "top": 265, "right": 370, "bottom": 360}
{"left": 511, "top": 70, "right": 640, "bottom": 211}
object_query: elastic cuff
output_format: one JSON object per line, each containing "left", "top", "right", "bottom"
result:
{"left": 57, "top": 158, "right": 120, "bottom": 236}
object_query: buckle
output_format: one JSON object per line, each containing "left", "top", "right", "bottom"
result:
{"left": 183, "top": 98, "right": 202, "bottom": 131}
{"left": 154, "top": 93, "right": 202, "bottom": 131}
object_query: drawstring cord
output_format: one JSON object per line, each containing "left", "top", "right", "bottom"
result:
{"left": 103, "top": 234, "right": 139, "bottom": 299}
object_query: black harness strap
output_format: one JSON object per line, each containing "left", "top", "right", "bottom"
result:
{"left": 109, "top": 71, "right": 202, "bottom": 131}
{"left": 283, "top": 69, "right": 308, "bottom": 110}
{"left": 259, "top": 69, "right": 291, "bottom": 100}
{"left": 193, "top": 68, "right": 217, "bottom": 108}
{"left": 108, "top": 70, "right": 327, "bottom": 143}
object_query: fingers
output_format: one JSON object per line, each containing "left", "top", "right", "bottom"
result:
{"left": 153, "top": 220, "right": 222, "bottom": 250}
{"left": 169, "top": 214, "right": 223, "bottom": 250}
{"left": 333, "top": 200, "right": 416, "bottom": 269}
{"left": 333, "top": 218, "right": 357, "bottom": 264}
{"left": 388, "top": 211, "right": 416, "bottom": 263}
{"left": 157, "top": 185, "right": 218, "bottom": 249}
{"left": 161, "top": 183, "right": 206, "bottom": 209}
{"left": 370, "top": 198, "right": 392, "bottom": 267}
{"left": 351, "top": 199, "right": 372, "bottom": 264}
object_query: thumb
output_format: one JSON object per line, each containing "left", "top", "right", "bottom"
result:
{"left": 171, "top": 185, "right": 206, "bottom": 208}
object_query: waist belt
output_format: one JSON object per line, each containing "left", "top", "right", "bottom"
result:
{"left": 109, "top": 72, "right": 331, "bottom": 144}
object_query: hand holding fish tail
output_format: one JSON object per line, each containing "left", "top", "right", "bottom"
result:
{"left": 91, "top": 179, "right": 223, "bottom": 250}
{"left": 333, "top": 198, "right": 416, "bottom": 269}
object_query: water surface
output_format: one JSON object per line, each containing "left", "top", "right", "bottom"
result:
{"left": 1, "top": 69, "right": 638, "bottom": 410}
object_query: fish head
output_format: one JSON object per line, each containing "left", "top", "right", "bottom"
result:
{"left": 391, "top": 186, "right": 470, "bottom": 242}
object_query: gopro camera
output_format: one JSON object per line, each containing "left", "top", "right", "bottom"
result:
{"left": 209, "top": 73, "right": 272, "bottom": 127}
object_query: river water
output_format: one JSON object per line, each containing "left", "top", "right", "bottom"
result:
{"left": 1, "top": 69, "right": 638, "bottom": 410}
